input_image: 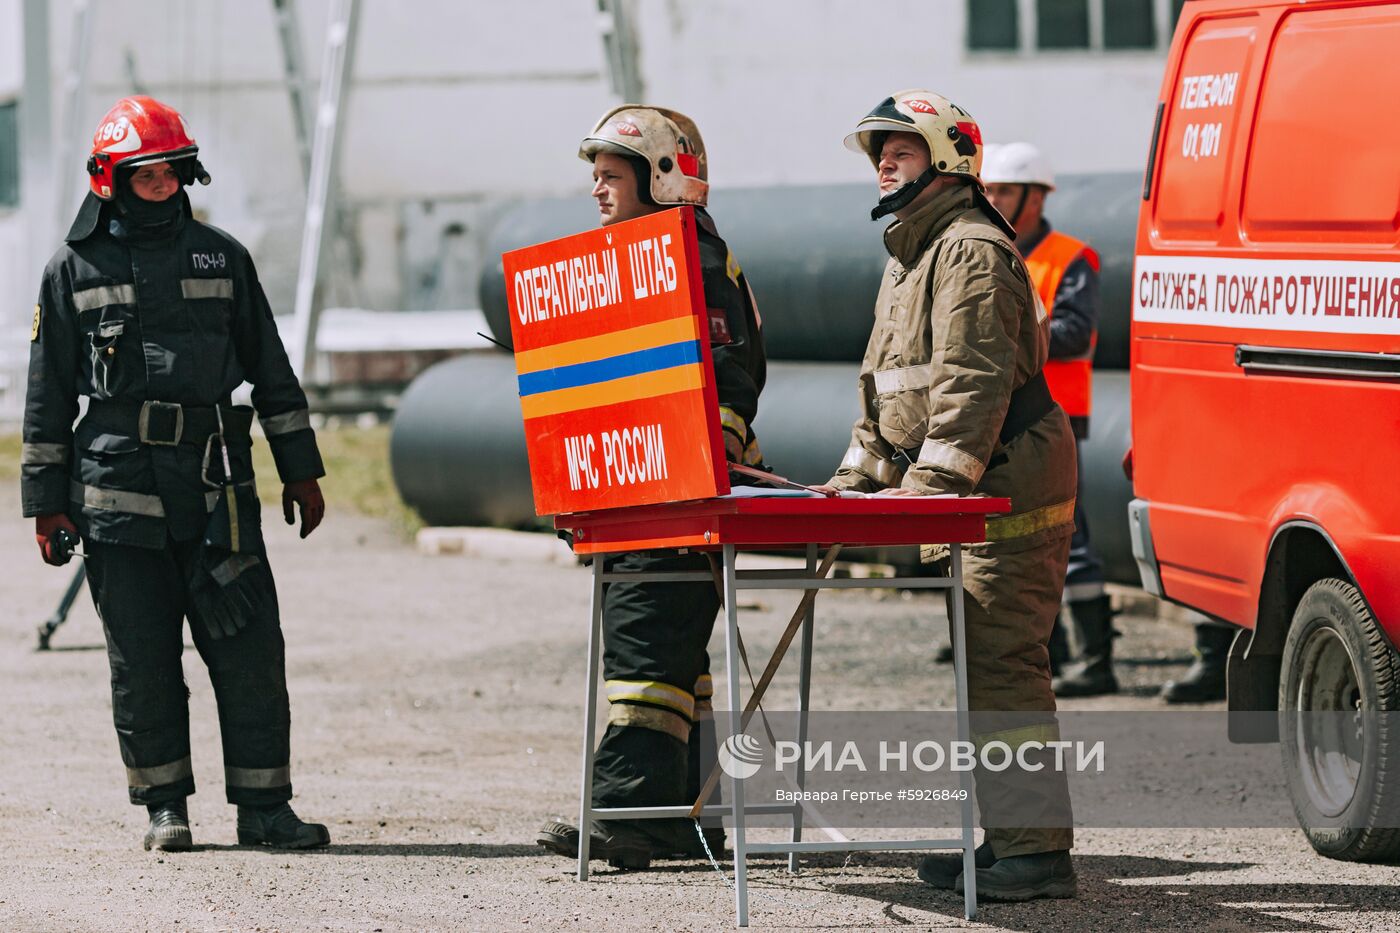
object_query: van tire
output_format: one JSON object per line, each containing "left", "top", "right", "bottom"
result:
{"left": 1280, "top": 578, "right": 1400, "bottom": 861}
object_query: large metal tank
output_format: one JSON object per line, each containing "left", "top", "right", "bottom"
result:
{"left": 479, "top": 174, "right": 1139, "bottom": 369}
{"left": 1075, "top": 371, "right": 1135, "bottom": 585}
{"left": 391, "top": 355, "right": 1137, "bottom": 583}
{"left": 390, "top": 352, "right": 537, "bottom": 529}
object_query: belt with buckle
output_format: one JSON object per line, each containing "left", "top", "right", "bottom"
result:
{"left": 84, "top": 398, "right": 254, "bottom": 447}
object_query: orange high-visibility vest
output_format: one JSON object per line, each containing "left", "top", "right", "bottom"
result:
{"left": 1024, "top": 230, "right": 1099, "bottom": 419}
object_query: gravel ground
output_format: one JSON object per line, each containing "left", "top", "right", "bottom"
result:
{"left": 3, "top": 487, "right": 1400, "bottom": 932}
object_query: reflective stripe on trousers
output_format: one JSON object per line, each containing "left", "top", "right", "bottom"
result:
{"left": 225, "top": 765, "right": 291, "bottom": 789}
{"left": 608, "top": 703, "right": 691, "bottom": 743}
{"left": 126, "top": 755, "right": 193, "bottom": 789}
{"left": 604, "top": 679, "right": 696, "bottom": 720}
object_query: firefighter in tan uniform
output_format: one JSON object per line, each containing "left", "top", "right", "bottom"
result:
{"left": 822, "top": 90, "right": 1078, "bottom": 900}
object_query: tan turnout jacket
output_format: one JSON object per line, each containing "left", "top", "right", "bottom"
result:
{"left": 829, "top": 184, "right": 1077, "bottom": 549}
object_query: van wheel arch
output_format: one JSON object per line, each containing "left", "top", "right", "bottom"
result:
{"left": 1230, "top": 523, "right": 1357, "bottom": 720}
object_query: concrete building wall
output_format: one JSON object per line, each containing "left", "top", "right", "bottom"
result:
{"left": 0, "top": 0, "right": 1174, "bottom": 420}
{"left": 49, "top": 0, "right": 613, "bottom": 311}
{"left": 632, "top": 0, "right": 1167, "bottom": 189}
{"left": 0, "top": 0, "right": 19, "bottom": 92}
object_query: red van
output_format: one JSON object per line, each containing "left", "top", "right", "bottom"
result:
{"left": 1131, "top": 0, "right": 1400, "bottom": 859}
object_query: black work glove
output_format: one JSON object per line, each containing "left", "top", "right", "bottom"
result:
{"left": 188, "top": 551, "right": 274, "bottom": 640}
{"left": 188, "top": 484, "right": 273, "bottom": 640}
{"left": 283, "top": 479, "right": 325, "bottom": 539}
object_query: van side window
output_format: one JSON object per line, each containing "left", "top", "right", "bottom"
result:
{"left": 1241, "top": 7, "right": 1400, "bottom": 247}
{"left": 1152, "top": 15, "right": 1257, "bottom": 241}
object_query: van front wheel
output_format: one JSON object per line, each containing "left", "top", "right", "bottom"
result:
{"left": 1280, "top": 578, "right": 1400, "bottom": 860}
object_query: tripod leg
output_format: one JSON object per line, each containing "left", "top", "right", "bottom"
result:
{"left": 37, "top": 565, "right": 88, "bottom": 651}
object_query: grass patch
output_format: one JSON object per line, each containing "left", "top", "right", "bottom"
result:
{"left": 2, "top": 424, "right": 423, "bottom": 540}
{"left": 252, "top": 423, "right": 423, "bottom": 539}
{"left": 0, "top": 435, "right": 18, "bottom": 481}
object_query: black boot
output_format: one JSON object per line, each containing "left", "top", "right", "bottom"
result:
{"left": 917, "top": 841, "right": 996, "bottom": 890}
{"left": 957, "top": 850, "right": 1077, "bottom": 901}
{"left": 236, "top": 802, "right": 330, "bottom": 849}
{"left": 579, "top": 723, "right": 696, "bottom": 866}
{"left": 143, "top": 799, "right": 192, "bottom": 852}
{"left": 1053, "top": 596, "right": 1119, "bottom": 697}
{"left": 535, "top": 820, "right": 654, "bottom": 869}
{"left": 1161, "top": 623, "right": 1233, "bottom": 703}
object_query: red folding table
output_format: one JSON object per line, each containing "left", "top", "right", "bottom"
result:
{"left": 557, "top": 494, "right": 1009, "bottom": 926}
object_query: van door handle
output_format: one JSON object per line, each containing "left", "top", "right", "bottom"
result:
{"left": 1142, "top": 102, "right": 1166, "bottom": 201}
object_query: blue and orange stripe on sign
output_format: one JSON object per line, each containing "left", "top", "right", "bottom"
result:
{"left": 516, "top": 316, "right": 705, "bottom": 420}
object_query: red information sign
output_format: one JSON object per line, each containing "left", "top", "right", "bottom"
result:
{"left": 504, "top": 207, "right": 729, "bottom": 516}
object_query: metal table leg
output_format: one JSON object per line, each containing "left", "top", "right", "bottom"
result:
{"left": 577, "top": 557, "right": 605, "bottom": 881}
{"left": 720, "top": 543, "right": 750, "bottom": 927}
{"left": 949, "top": 543, "right": 978, "bottom": 920}
{"left": 572, "top": 538, "right": 977, "bottom": 928}
{"left": 789, "top": 542, "right": 817, "bottom": 874}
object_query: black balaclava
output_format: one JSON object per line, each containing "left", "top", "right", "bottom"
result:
{"left": 109, "top": 160, "right": 193, "bottom": 241}
{"left": 65, "top": 158, "right": 205, "bottom": 244}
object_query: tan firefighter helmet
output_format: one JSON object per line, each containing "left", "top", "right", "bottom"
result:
{"left": 844, "top": 89, "right": 986, "bottom": 182}
{"left": 579, "top": 105, "right": 708, "bottom": 206}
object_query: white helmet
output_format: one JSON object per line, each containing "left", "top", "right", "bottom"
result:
{"left": 980, "top": 142, "right": 1055, "bottom": 191}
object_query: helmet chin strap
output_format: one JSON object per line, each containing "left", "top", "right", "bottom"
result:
{"left": 625, "top": 155, "right": 657, "bottom": 207}
{"left": 870, "top": 166, "right": 937, "bottom": 221}
{"left": 1007, "top": 185, "right": 1030, "bottom": 229}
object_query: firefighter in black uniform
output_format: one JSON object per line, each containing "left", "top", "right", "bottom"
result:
{"left": 21, "top": 96, "right": 329, "bottom": 852}
{"left": 536, "top": 106, "right": 766, "bottom": 869}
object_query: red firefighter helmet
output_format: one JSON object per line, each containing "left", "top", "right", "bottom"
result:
{"left": 86, "top": 96, "right": 209, "bottom": 200}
